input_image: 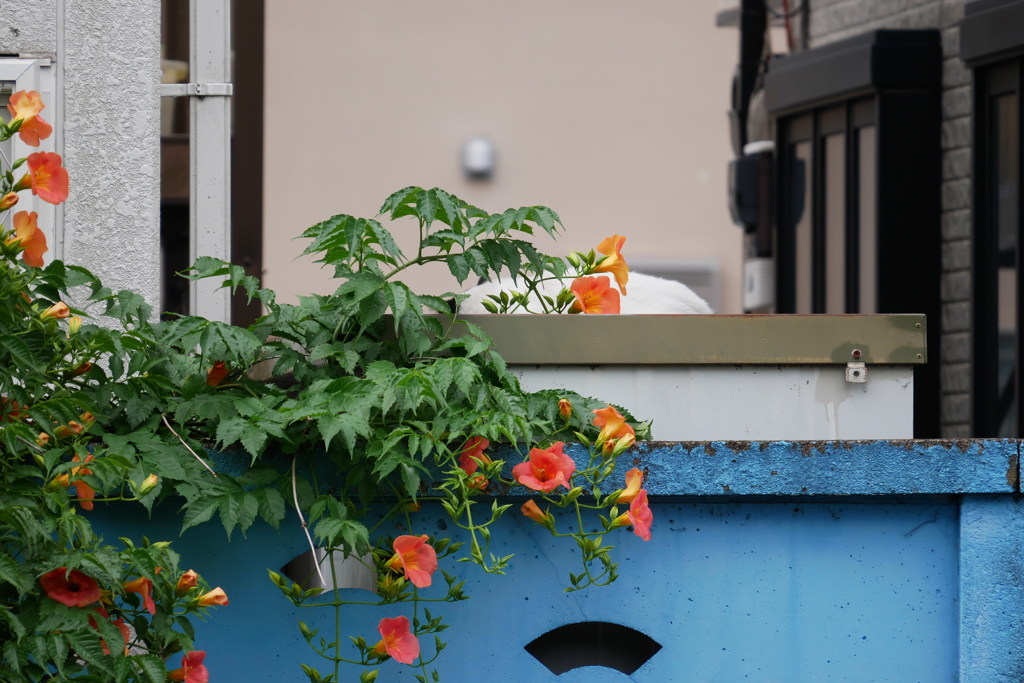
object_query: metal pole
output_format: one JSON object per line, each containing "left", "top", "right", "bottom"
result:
{"left": 189, "top": 0, "right": 232, "bottom": 323}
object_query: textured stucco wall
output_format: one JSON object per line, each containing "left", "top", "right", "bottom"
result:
{"left": 0, "top": 0, "right": 163, "bottom": 311}
{"left": 806, "top": 0, "right": 971, "bottom": 438}
{"left": 0, "top": 2, "right": 57, "bottom": 55}
{"left": 62, "top": 1, "right": 162, "bottom": 310}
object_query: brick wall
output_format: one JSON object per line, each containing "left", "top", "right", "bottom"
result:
{"left": 806, "top": 0, "right": 972, "bottom": 437}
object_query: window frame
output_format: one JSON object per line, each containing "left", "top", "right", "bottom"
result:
{"left": 777, "top": 100, "right": 878, "bottom": 314}
{"left": 764, "top": 29, "right": 943, "bottom": 437}
{"left": 160, "top": 0, "right": 264, "bottom": 326}
{"left": 0, "top": 58, "right": 60, "bottom": 263}
{"left": 159, "top": 0, "right": 233, "bottom": 323}
{"left": 963, "top": 0, "right": 1024, "bottom": 436}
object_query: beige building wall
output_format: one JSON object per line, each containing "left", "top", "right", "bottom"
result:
{"left": 264, "top": 1, "right": 744, "bottom": 312}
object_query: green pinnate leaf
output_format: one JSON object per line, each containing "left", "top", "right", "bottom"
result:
{"left": 239, "top": 423, "right": 269, "bottom": 457}
{"left": 134, "top": 654, "right": 169, "bottom": 683}
{"left": 255, "top": 487, "right": 286, "bottom": 528}
{"left": 181, "top": 496, "right": 221, "bottom": 533}
{"left": 0, "top": 551, "right": 34, "bottom": 595}
{"left": 417, "top": 188, "right": 437, "bottom": 230}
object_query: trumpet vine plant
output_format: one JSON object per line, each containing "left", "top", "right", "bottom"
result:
{"left": 0, "top": 90, "right": 656, "bottom": 683}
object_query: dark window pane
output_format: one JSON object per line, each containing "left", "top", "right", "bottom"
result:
{"left": 993, "top": 92, "right": 1019, "bottom": 436}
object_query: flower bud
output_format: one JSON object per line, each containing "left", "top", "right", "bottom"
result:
{"left": 610, "top": 511, "right": 631, "bottom": 530}
{"left": 195, "top": 587, "right": 229, "bottom": 607}
{"left": 67, "top": 315, "right": 82, "bottom": 335}
{"left": 605, "top": 433, "right": 636, "bottom": 457}
{"left": 521, "top": 500, "right": 555, "bottom": 530}
{"left": 40, "top": 301, "right": 69, "bottom": 320}
{"left": 0, "top": 192, "right": 19, "bottom": 211}
{"left": 137, "top": 474, "right": 159, "bottom": 497}
{"left": 558, "top": 399, "right": 572, "bottom": 419}
{"left": 175, "top": 569, "right": 198, "bottom": 596}
{"left": 53, "top": 421, "right": 83, "bottom": 439}
{"left": 71, "top": 361, "right": 92, "bottom": 376}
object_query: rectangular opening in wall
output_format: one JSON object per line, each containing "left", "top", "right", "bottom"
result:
{"left": 161, "top": 0, "right": 191, "bottom": 319}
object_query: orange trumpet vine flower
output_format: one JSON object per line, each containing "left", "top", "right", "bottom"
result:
{"left": 0, "top": 397, "right": 23, "bottom": 423}
{"left": 7, "top": 90, "right": 53, "bottom": 146}
{"left": 458, "top": 436, "right": 491, "bottom": 475}
{"left": 372, "top": 616, "right": 420, "bottom": 665}
{"left": 168, "top": 651, "right": 209, "bottom": 683}
{"left": 570, "top": 276, "right": 620, "bottom": 314}
{"left": 88, "top": 607, "right": 132, "bottom": 656}
{"left": 511, "top": 442, "right": 576, "bottom": 493}
{"left": 9, "top": 211, "right": 48, "bottom": 268}
{"left": 458, "top": 436, "right": 491, "bottom": 489}
{"left": 591, "top": 404, "right": 635, "bottom": 447}
{"left": 385, "top": 535, "right": 438, "bottom": 588}
{"left": 613, "top": 489, "right": 654, "bottom": 541}
{"left": 206, "top": 361, "right": 229, "bottom": 386}
{"left": 52, "top": 453, "right": 96, "bottom": 510}
{"left": 594, "top": 234, "right": 629, "bottom": 294}
{"left": 617, "top": 468, "right": 644, "bottom": 504}
{"left": 14, "top": 152, "right": 69, "bottom": 205}
{"left": 39, "top": 567, "right": 101, "bottom": 608}
{"left": 123, "top": 576, "right": 156, "bottom": 615}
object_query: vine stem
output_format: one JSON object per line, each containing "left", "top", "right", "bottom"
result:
{"left": 160, "top": 413, "right": 216, "bottom": 477}
{"left": 14, "top": 434, "right": 45, "bottom": 454}
{"left": 329, "top": 550, "right": 341, "bottom": 681}
{"left": 292, "top": 456, "right": 327, "bottom": 588}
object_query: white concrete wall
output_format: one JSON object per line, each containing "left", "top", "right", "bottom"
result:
{"left": 264, "top": 1, "right": 745, "bottom": 312}
{"left": 0, "top": 0, "right": 163, "bottom": 311}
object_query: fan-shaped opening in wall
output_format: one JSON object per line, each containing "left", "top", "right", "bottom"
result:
{"left": 524, "top": 621, "right": 662, "bottom": 675}
{"left": 280, "top": 548, "right": 376, "bottom": 593}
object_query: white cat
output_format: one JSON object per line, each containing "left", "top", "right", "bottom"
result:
{"left": 459, "top": 272, "right": 713, "bottom": 314}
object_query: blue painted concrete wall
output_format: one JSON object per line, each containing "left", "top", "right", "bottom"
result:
{"left": 100, "top": 503, "right": 959, "bottom": 681}
{"left": 960, "top": 496, "right": 1024, "bottom": 681}
{"left": 93, "top": 440, "right": 1021, "bottom": 681}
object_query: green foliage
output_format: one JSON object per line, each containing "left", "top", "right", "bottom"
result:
{"left": 2, "top": 184, "right": 650, "bottom": 681}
